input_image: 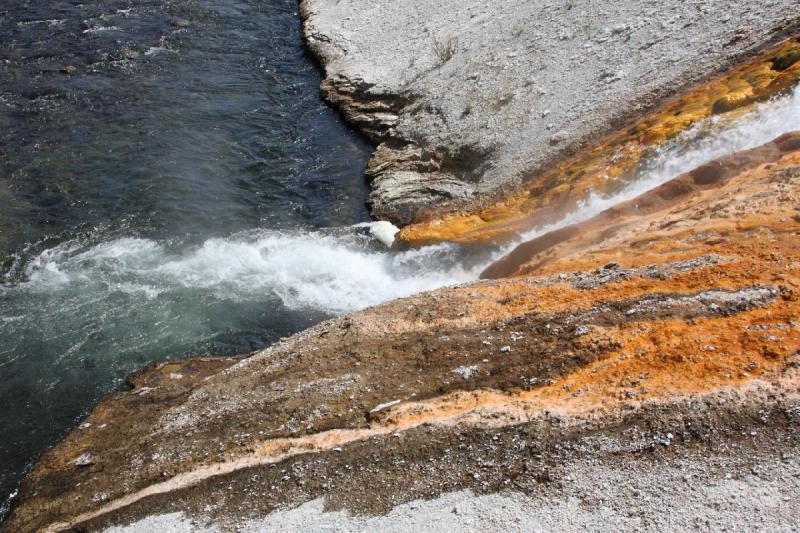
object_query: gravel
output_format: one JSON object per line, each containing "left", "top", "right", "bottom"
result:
{"left": 107, "top": 441, "right": 800, "bottom": 532}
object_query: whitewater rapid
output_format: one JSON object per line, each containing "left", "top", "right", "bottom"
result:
{"left": 6, "top": 85, "right": 800, "bottom": 320}
{"left": 15, "top": 229, "right": 479, "bottom": 315}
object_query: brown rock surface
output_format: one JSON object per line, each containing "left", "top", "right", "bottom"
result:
{"left": 6, "top": 133, "right": 800, "bottom": 531}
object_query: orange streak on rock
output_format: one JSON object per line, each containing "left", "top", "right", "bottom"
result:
{"left": 398, "top": 37, "right": 800, "bottom": 247}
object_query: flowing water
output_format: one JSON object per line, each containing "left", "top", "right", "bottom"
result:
{"left": 0, "top": 0, "right": 413, "bottom": 517}
{"left": 1, "top": 0, "right": 799, "bottom": 521}
{"left": 515, "top": 85, "right": 800, "bottom": 242}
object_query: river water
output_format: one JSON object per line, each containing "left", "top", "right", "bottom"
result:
{"left": 2, "top": 0, "right": 799, "bottom": 523}
{"left": 0, "top": 0, "right": 482, "bottom": 518}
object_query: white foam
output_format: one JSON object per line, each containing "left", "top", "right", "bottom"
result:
{"left": 82, "top": 26, "right": 120, "bottom": 34}
{"left": 22, "top": 230, "right": 476, "bottom": 314}
{"left": 12, "top": 86, "right": 800, "bottom": 318}
{"left": 367, "top": 221, "right": 400, "bottom": 248}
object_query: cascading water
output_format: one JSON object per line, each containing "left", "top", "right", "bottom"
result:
{"left": 512, "top": 84, "right": 800, "bottom": 244}
{"left": 1, "top": 0, "right": 798, "bottom": 520}
{"left": 11, "top": 229, "right": 479, "bottom": 316}
{"left": 11, "top": 84, "right": 800, "bottom": 329}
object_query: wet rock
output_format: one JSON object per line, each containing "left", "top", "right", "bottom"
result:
{"left": 772, "top": 45, "right": 800, "bottom": 71}
{"left": 481, "top": 135, "right": 798, "bottom": 279}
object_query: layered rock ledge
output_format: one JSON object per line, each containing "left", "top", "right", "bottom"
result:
{"left": 6, "top": 132, "right": 800, "bottom": 531}
{"left": 300, "top": 0, "right": 799, "bottom": 227}
{"left": 6, "top": 4, "right": 800, "bottom": 532}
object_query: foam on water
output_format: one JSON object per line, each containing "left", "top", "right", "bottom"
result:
{"left": 8, "top": 86, "right": 800, "bottom": 321}
{"left": 19, "top": 229, "right": 477, "bottom": 315}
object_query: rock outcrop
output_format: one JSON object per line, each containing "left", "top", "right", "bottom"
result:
{"left": 7, "top": 5, "right": 800, "bottom": 532}
{"left": 7, "top": 133, "right": 800, "bottom": 531}
{"left": 400, "top": 38, "right": 800, "bottom": 246}
{"left": 300, "top": 0, "right": 800, "bottom": 226}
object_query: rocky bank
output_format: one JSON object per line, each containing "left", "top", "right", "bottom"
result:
{"left": 5, "top": 2, "right": 800, "bottom": 532}
{"left": 301, "top": 0, "right": 800, "bottom": 226}
{"left": 7, "top": 127, "right": 800, "bottom": 530}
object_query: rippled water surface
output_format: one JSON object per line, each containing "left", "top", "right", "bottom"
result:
{"left": 0, "top": 0, "right": 382, "bottom": 516}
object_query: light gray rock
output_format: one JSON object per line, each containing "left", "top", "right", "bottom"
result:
{"left": 300, "top": 0, "right": 800, "bottom": 225}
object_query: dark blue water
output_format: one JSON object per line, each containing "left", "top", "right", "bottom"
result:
{"left": 0, "top": 0, "right": 379, "bottom": 518}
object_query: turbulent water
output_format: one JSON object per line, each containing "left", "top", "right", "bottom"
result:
{"left": 0, "top": 0, "right": 373, "bottom": 517}
{"left": 0, "top": 0, "right": 492, "bottom": 517}
{"left": 1, "top": 0, "right": 799, "bottom": 522}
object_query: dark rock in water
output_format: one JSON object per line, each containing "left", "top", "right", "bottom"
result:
{"left": 171, "top": 18, "right": 191, "bottom": 28}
